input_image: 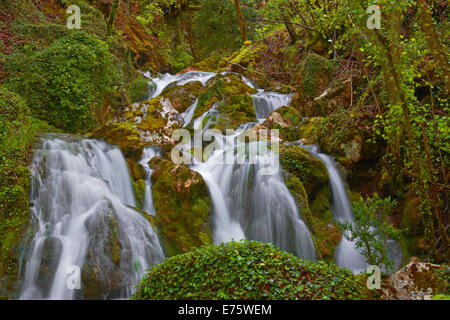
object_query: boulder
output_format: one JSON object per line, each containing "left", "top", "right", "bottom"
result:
{"left": 150, "top": 157, "right": 212, "bottom": 256}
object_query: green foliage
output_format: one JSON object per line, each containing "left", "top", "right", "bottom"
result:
{"left": 132, "top": 240, "right": 368, "bottom": 300}
{"left": 343, "top": 194, "right": 401, "bottom": 272}
{"left": 0, "top": 85, "right": 56, "bottom": 290}
{"left": 5, "top": 31, "right": 120, "bottom": 132}
{"left": 193, "top": 0, "right": 257, "bottom": 59}
{"left": 127, "top": 77, "right": 150, "bottom": 103}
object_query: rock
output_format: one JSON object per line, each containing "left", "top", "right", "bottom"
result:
{"left": 113, "top": 97, "right": 184, "bottom": 145}
{"left": 207, "top": 94, "right": 257, "bottom": 132}
{"left": 90, "top": 123, "right": 147, "bottom": 161}
{"left": 81, "top": 200, "right": 126, "bottom": 300}
{"left": 279, "top": 145, "right": 340, "bottom": 261}
{"left": 161, "top": 81, "right": 205, "bottom": 113}
{"left": 150, "top": 157, "right": 213, "bottom": 256}
{"left": 381, "top": 258, "right": 449, "bottom": 300}
{"left": 291, "top": 53, "right": 334, "bottom": 116}
{"left": 263, "top": 106, "right": 302, "bottom": 141}
{"left": 400, "top": 190, "right": 426, "bottom": 257}
{"left": 193, "top": 73, "right": 258, "bottom": 120}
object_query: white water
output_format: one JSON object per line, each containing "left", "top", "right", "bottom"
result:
{"left": 139, "top": 146, "right": 163, "bottom": 214}
{"left": 191, "top": 135, "right": 317, "bottom": 260}
{"left": 300, "top": 145, "right": 368, "bottom": 273}
{"left": 252, "top": 92, "right": 293, "bottom": 120}
{"left": 20, "top": 138, "right": 164, "bottom": 299}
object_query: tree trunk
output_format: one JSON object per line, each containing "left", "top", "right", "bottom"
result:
{"left": 233, "top": 0, "right": 247, "bottom": 43}
{"left": 281, "top": 13, "right": 297, "bottom": 44}
{"left": 418, "top": 0, "right": 450, "bottom": 95}
{"left": 106, "top": 0, "right": 120, "bottom": 37}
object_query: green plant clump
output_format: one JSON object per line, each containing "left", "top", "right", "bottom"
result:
{"left": 5, "top": 31, "right": 119, "bottom": 132}
{"left": 132, "top": 240, "right": 368, "bottom": 300}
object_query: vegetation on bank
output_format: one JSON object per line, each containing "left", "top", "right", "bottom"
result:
{"left": 132, "top": 240, "right": 369, "bottom": 300}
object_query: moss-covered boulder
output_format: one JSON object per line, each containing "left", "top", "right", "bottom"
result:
{"left": 400, "top": 190, "right": 426, "bottom": 258}
{"left": 193, "top": 73, "right": 257, "bottom": 120}
{"left": 81, "top": 200, "right": 124, "bottom": 300}
{"left": 291, "top": 53, "right": 334, "bottom": 117}
{"left": 90, "top": 123, "right": 147, "bottom": 161}
{"left": 161, "top": 81, "right": 205, "bottom": 113}
{"left": 263, "top": 106, "right": 302, "bottom": 141}
{"left": 227, "top": 42, "right": 268, "bottom": 71}
{"left": 279, "top": 145, "right": 341, "bottom": 261}
{"left": 132, "top": 241, "right": 369, "bottom": 300}
{"left": 206, "top": 94, "right": 257, "bottom": 132}
{"left": 112, "top": 97, "right": 184, "bottom": 145}
{"left": 150, "top": 157, "right": 212, "bottom": 256}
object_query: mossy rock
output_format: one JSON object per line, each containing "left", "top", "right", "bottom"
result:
{"left": 400, "top": 190, "right": 426, "bottom": 257}
{"left": 161, "top": 81, "right": 205, "bottom": 113}
{"left": 291, "top": 53, "right": 334, "bottom": 116}
{"left": 150, "top": 157, "right": 212, "bottom": 256}
{"left": 132, "top": 240, "right": 369, "bottom": 300}
{"left": 207, "top": 94, "right": 257, "bottom": 132}
{"left": 90, "top": 122, "right": 146, "bottom": 161}
{"left": 193, "top": 73, "right": 257, "bottom": 120}
{"left": 81, "top": 200, "right": 125, "bottom": 300}
{"left": 279, "top": 145, "right": 329, "bottom": 200}
{"left": 263, "top": 106, "right": 302, "bottom": 141}
{"left": 228, "top": 42, "right": 268, "bottom": 70}
{"left": 279, "top": 145, "right": 340, "bottom": 261}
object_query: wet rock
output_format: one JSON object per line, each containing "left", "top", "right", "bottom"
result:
{"left": 161, "top": 81, "right": 205, "bottom": 113}
{"left": 150, "top": 157, "right": 213, "bottom": 256}
{"left": 381, "top": 258, "right": 449, "bottom": 300}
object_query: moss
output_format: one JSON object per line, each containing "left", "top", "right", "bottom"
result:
{"left": 90, "top": 122, "right": 147, "bottom": 161}
{"left": 280, "top": 145, "right": 329, "bottom": 200}
{"left": 127, "top": 76, "right": 150, "bottom": 103}
{"left": 193, "top": 73, "right": 257, "bottom": 119}
{"left": 279, "top": 145, "right": 341, "bottom": 261}
{"left": 209, "top": 94, "right": 257, "bottom": 132}
{"left": 133, "top": 179, "right": 147, "bottom": 210}
{"left": 161, "top": 81, "right": 205, "bottom": 113}
{"left": 228, "top": 42, "right": 268, "bottom": 69}
{"left": 132, "top": 240, "right": 369, "bottom": 300}
{"left": 150, "top": 157, "right": 212, "bottom": 256}
{"left": 400, "top": 190, "right": 426, "bottom": 257}
{"left": 298, "top": 53, "right": 334, "bottom": 99}
{"left": 263, "top": 106, "right": 302, "bottom": 141}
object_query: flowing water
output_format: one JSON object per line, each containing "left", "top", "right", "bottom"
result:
{"left": 20, "top": 138, "right": 164, "bottom": 299}
{"left": 20, "top": 70, "right": 401, "bottom": 299}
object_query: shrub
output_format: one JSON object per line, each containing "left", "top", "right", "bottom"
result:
{"left": 132, "top": 240, "right": 368, "bottom": 300}
{"left": 5, "top": 31, "right": 119, "bottom": 132}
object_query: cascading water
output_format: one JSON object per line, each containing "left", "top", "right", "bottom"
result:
{"left": 139, "top": 146, "right": 163, "bottom": 214}
{"left": 20, "top": 138, "right": 164, "bottom": 299}
{"left": 191, "top": 134, "right": 317, "bottom": 260}
{"left": 252, "top": 92, "right": 293, "bottom": 120}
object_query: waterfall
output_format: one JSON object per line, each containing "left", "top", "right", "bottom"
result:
{"left": 20, "top": 138, "right": 164, "bottom": 300}
{"left": 300, "top": 145, "right": 368, "bottom": 273}
{"left": 191, "top": 133, "right": 317, "bottom": 260}
{"left": 252, "top": 92, "right": 293, "bottom": 120}
{"left": 139, "top": 146, "right": 163, "bottom": 214}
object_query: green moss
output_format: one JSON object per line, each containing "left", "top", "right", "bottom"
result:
{"left": 132, "top": 240, "right": 369, "bottom": 300}
{"left": 193, "top": 73, "right": 257, "bottom": 119}
{"left": 210, "top": 94, "right": 256, "bottom": 131}
{"left": 229, "top": 42, "right": 268, "bottom": 68}
{"left": 279, "top": 145, "right": 341, "bottom": 261}
{"left": 161, "top": 81, "right": 205, "bottom": 113}
{"left": 150, "top": 157, "right": 212, "bottom": 256}
{"left": 263, "top": 106, "right": 302, "bottom": 141}
{"left": 127, "top": 77, "right": 150, "bottom": 103}
{"left": 90, "top": 122, "right": 146, "bottom": 161}
{"left": 298, "top": 53, "right": 333, "bottom": 99}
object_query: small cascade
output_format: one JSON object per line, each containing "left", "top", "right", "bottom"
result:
{"left": 139, "top": 146, "right": 163, "bottom": 214}
{"left": 20, "top": 138, "right": 164, "bottom": 299}
{"left": 252, "top": 92, "right": 293, "bottom": 120}
{"left": 301, "top": 145, "right": 368, "bottom": 273}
